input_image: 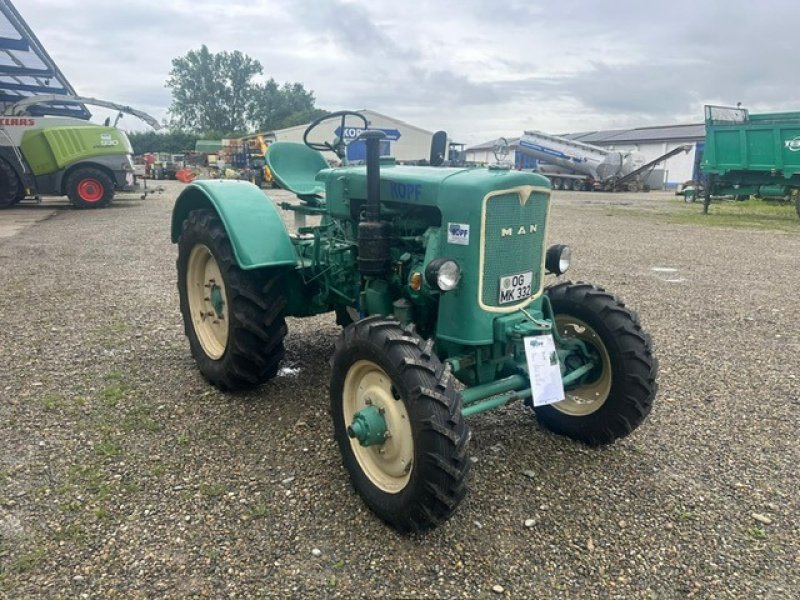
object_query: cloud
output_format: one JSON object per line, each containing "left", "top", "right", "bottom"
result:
{"left": 12, "top": 0, "right": 800, "bottom": 143}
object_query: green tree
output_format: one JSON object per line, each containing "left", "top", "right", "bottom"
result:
{"left": 166, "top": 45, "right": 261, "bottom": 132}
{"left": 127, "top": 130, "right": 203, "bottom": 155}
{"left": 166, "top": 46, "right": 326, "bottom": 135}
{"left": 249, "top": 79, "right": 326, "bottom": 131}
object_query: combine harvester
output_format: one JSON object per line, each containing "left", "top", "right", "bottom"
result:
{"left": 515, "top": 130, "right": 691, "bottom": 192}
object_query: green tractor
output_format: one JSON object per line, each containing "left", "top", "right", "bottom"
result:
{"left": 171, "top": 111, "right": 658, "bottom": 532}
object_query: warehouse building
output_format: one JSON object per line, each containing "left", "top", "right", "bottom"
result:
{"left": 272, "top": 109, "right": 437, "bottom": 163}
{"left": 466, "top": 124, "right": 707, "bottom": 189}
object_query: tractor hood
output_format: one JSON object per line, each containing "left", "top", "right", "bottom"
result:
{"left": 318, "top": 164, "right": 554, "bottom": 345}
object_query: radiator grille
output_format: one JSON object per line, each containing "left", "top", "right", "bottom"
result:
{"left": 480, "top": 189, "right": 550, "bottom": 309}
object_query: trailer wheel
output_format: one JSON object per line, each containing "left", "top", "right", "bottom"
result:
{"left": 177, "top": 209, "right": 288, "bottom": 391}
{"left": 330, "top": 316, "right": 470, "bottom": 532}
{"left": 537, "top": 282, "right": 658, "bottom": 446}
{"left": 66, "top": 168, "right": 114, "bottom": 208}
{"left": 0, "top": 159, "right": 22, "bottom": 208}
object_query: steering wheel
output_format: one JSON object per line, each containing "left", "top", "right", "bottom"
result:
{"left": 303, "top": 110, "right": 369, "bottom": 159}
{"left": 493, "top": 137, "right": 510, "bottom": 162}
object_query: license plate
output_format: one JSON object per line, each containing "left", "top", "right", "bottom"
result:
{"left": 498, "top": 271, "right": 533, "bottom": 304}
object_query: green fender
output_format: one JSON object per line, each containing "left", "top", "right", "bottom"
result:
{"left": 170, "top": 180, "right": 297, "bottom": 270}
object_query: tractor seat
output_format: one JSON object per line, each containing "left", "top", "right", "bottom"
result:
{"left": 266, "top": 142, "right": 328, "bottom": 197}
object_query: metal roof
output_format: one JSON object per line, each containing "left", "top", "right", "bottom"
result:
{"left": 0, "top": 0, "right": 89, "bottom": 119}
{"left": 568, "top": 124, "right": 706, "bottom": 145}
{"left": 468, "top": 123, "right": 707, "bottom": 152}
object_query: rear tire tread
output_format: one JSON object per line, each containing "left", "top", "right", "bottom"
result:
{"left": 177, "top": 209, "right": 287, "bottom": 391}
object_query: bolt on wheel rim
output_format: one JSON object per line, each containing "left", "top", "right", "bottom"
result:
{"left": 186, "top": 244, "right": 228, "bottom": 359}
{"left": 552, "top": 316, "right": 612, "bottom": 416}
{"left": 343, "top": 360, "right": 413, "bottom": 493}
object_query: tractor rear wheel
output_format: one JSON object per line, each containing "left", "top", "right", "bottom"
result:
{"left": 66, "top": 168, "right": 114, "bottom": 208}
{"left": 537, "top": 282, "right": 658, "bottom": 446}
{"left": 0, "top": 159, "right": 22, "bottom": 208}
{"left": 177, "top": 209, "right": 287, "bottom": 391}
{"left": 330, "top": 316, "right": 470, "bottom": 532}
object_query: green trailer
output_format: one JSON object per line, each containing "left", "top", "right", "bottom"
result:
{"left": 701, "top": 104, "right": 800, "bottom": 217}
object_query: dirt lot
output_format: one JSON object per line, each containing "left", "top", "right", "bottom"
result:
{"left": 0, "top": 183, "right": 798, "bottom": 598}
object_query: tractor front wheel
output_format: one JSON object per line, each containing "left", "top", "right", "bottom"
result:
{"left": 177, "top": 209, "right": 287, "bottom": 390}
{"left": 330, "top": 317, "right": 470, "bottom": 532}
{"left": 66, "top": 168, "right": 114, "bottom": 208}
{"left": 537, "top": 282, "right": 658, "bottom": 446}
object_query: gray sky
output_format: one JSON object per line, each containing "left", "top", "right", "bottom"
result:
{"left": 19, "top": 0, "right": 800, "bottom": 144}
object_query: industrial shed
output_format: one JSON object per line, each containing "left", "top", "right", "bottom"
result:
{"left": 272, "top": 109, "right": 436, "bottom": 163}
{"left": 467, "top": 123, "right": 706, "bottom": 188}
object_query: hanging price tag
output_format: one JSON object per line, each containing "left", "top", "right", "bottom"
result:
{"left": 523, "top": 335, "right": 565, "bottom": 406}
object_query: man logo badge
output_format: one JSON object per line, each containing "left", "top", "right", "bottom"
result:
{"left": 501, "top": 225, "right": 538, "bottom": 237}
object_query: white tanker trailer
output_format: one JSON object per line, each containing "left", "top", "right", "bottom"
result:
{"left": 515, "top": 130, "right": 690, "bottom": 192}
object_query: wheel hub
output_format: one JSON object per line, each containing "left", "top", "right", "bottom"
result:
{"left": 208, "top": 283, "right": 225, "bottom": 317}
{"left": 348, "top": 404, "right": 387, "bottom": 447}
{"left": 77, "top": 178, "right": 103, "bottom": 202}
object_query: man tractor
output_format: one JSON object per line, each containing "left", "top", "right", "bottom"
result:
{"left": 171, "top": 111, "right": 658, "bottom": 532}
{"left": 0, "top": 95, "right": 159, "bottom": 209}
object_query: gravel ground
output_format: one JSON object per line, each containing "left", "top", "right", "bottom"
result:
{"left": 0, "top": 182, "right": 798, "bottom": 599}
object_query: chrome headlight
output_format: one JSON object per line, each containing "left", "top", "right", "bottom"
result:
{"left": 425, "top": 258, "right": 461, "bottom": 291}
{"left": 545, "top": 244, "right": 571, "bottom": 275}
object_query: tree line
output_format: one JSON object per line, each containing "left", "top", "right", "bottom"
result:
{"left": 128, "top": 45, "right": 326, "bottom": 155}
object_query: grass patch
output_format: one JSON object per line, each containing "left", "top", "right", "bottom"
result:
{"left": 107, "top": 321, "right": 130, "bottom": 334}
{"left": 53, "top": 523, "right": 89, "bottom": 545}
{"left": 747, "top": 526, "right": 767, "bottom": 540}
{"left": 674, "top": 509, "right": 698, "bottom": 522}
{"left": 10, "top": 547, "right": 46, "bottom": 573}
{"left": 199, "top": 483, "right": 226, "bottom": 498}
{"left": 608, "top": 196, "right": 800, "bottom": 233}
{"left": 101, "top": 384, "right": 127, "bottom": 408}
{"left": 122, "top": 405, "right": 160, "bottom": 432}
{"left": 41, "top": 393, "right": 66, "bottom": 411}
{"left": 94, "top": 438, "right": 122, "bottom": 458}
{"left": 66, "top": 465, "right": 112, "bottom": 502}
{"left": 176, "top": 432, "right": 190, "bottom": 446}
{"left": 670, "top": 197, "right": 799, "bottom": 232}
{"left": 248, "top": 502, "right": 270, "bottom": 519}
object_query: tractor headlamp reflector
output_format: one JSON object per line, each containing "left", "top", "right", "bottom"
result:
{"left": 545, "top": 244, "right": 571, "bottom": 275}
{"left": 425, "top": 258, "right": 461, "bottom": 291}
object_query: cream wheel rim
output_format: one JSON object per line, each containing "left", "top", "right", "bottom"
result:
{"left": 343, "top": 360, "right": 414, "bottom": 493}
{"left": 186, "top": 244, "right": 229, "bottom": 360}
{"left": 552, "top": 315, "right": 612, "bottom": 416}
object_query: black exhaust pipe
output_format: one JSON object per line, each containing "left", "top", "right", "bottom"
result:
{"left": 357, "top": 129, "right": 390, "bottom": 276}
